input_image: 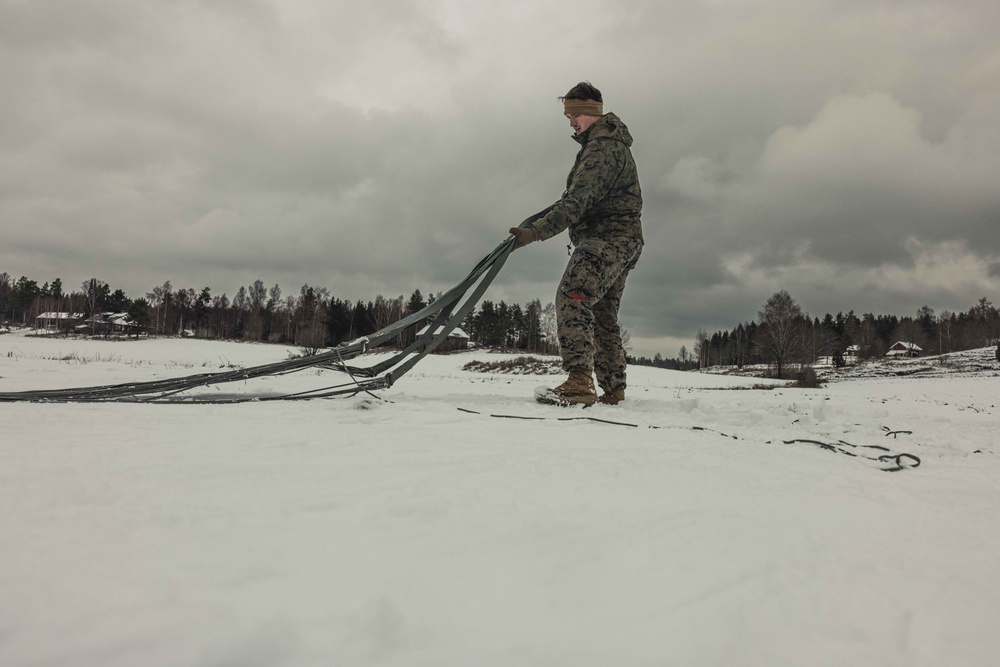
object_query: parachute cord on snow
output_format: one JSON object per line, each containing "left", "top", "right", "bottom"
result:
{"left": 782, "top": 438, "right": 921, "bottom": 472}
{"left": 456, "top": 407, "right": 638, "bottom": 428}
{"left": 456, "top": 408, "right": 923, "bottom": 472}
{"left": 334, "top": 341, "right": 387, "bottom": 402}
{"left": 0, "top": 208, "right": 557, "bottom": 404}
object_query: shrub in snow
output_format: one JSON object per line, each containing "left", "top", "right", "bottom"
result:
{"left": 462, "top": 357, "right": 562, "bottom": 375}
{"left": 794, "top": 365, "right": 823, "bottom": 388}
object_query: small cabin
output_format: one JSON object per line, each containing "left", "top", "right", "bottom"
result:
{"left": 35, "top": 312, "right": 85, "bottom": 332}
{"left": 415, "top": 325, "right": 471, "bottom": 352}
{"left": 74, "top": 313, "right": 142, "bottom": 336}
{"left": 886, "top": 341, "right": 923, "bottom": 358}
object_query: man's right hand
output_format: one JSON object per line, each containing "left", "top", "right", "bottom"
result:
{"left": 509, "top": 226, "right": 539, "bottom": 250}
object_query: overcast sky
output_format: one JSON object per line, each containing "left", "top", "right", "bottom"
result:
{"left": 3, "top": 0, "right": 999, "bottom": 357}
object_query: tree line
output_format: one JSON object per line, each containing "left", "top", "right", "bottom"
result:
{"left": 0, "top": 272, "right": 560, "bottom": 354}
{"left": 7, "top": 272, "right": 995, "bottom": 374}
{"left": 690, "top": 290, "right": 1000, "bottom": 378}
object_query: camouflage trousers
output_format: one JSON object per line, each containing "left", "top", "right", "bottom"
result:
{"left": 556, "top": 237, "right": 642, "bottom": 393}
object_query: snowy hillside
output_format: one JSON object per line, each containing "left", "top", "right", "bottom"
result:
{"left": 822, "top": 346, "right": 1000, "bottom": 381}
{"left": 1, "top": 331, "right": 998, "bottom": 666}
{"left": 702, "top": 346, "right": 1000, "bottom": 383}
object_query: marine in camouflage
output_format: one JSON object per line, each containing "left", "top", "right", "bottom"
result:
{"left": 531, "top": 112, "right": 643, "bottom": 247}
{"left": 529, "top": 112, "right": 644, "bottom": 396}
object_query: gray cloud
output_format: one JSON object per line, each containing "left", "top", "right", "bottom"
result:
{"left": 2, "top": 0, "right": 999, "bottom": 357}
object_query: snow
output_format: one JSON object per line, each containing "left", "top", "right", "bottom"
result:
{"left": 1, "top": 331, "right": 999, "bottom": 666}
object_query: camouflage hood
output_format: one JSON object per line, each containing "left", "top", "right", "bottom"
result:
{"left": 532, "top": 112, "right": 643, "bottom": 246}
{"left": 575, "top": 112, "right": 633, "bottom": 148}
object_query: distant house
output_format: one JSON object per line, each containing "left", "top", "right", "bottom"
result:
{"left": 74, "top": 312, "right": 143, "bottom": 336}
{"left": 886, "top": 341, "right": 923, "bottom": 358}
{"left": 845, "top": 344, "right": 861, "bottom": 358}
{"left": 35, "top": 312, "right": 85, "bottom": 332}
{"left": 414, "top": 325, "right": 471, "bottom": 352}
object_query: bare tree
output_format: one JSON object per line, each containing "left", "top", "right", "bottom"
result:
{"left": 145, "top": 286, "right": 163, "bottom": 334}
{"left": 212, "top": 293, "right": 230, "bottom": 338}
{"left": 174, "top": 288, "right": 194, "bottom": 335}
{"left": 81, "top": 278, "right": 108, "bottom": 335}
{"left": 232, "top": 286, "right": 247, "bottom": 335}
{"left": 856, "top": 317, "right": 883, "bottom": 360}
{"left": 755, "top": 290, "right": 805, "bottom": 379}
{"left": 616, "top": 327, "right": 630, "bottom": 355}
{"left": 539, "top": 301, "right": 558, "bottom": 351}
{"left": 693, "top": 329, "right": 710, "bottom": 368}
{"left": 160, "top": 281, "right": 172, "bottom": 335}
{"left": 937, "top": 311, "right": 953, "bottom": 355}
{"left": 372, "top": 295, "right": 404, "bottom": 346}
{"left": 244, "top": 280, "right": 267, "bottom": 341}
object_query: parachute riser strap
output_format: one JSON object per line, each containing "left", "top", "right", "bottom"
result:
{"left": 381, "top": 241, "right": 512, "bottom": 383}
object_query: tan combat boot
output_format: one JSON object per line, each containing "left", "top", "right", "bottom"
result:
{"left": 551, "top": 369, "right": 598, "bottom": 406}
{"left": 598, "top": 388, "right": 625, "bottom": 405}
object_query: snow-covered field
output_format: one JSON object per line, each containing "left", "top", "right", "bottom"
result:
{"left": 1, "top": 331, "right": 998, "bottom": 667}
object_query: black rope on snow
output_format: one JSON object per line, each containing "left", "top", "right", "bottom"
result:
{"left": 689, "top": 425, "right": 739, "bottom": 440}
{"left": 841, "top": 440, "right": 892, "bottom": 452}
{"left": 783, "top": 438, "right": 921, "bottom": 472}
{"left": 650, "top": 424, "right": 739, "bottom": 439}
{"left": 881, "top": 453, "right": 922, "bottom": 472}
{"left": 456, "top": 407, "right": 639, "bottom": 428}
{"left": 454, "top": 409, "right": 923, "bottom": 471}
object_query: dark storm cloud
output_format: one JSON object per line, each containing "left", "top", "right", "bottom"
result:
{"left": 2, "top": 0, "right": 999, "bottom": 357}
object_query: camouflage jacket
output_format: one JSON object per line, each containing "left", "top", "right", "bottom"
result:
{"left": 532, "top": 112, "right": 643, "bottom": 246}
